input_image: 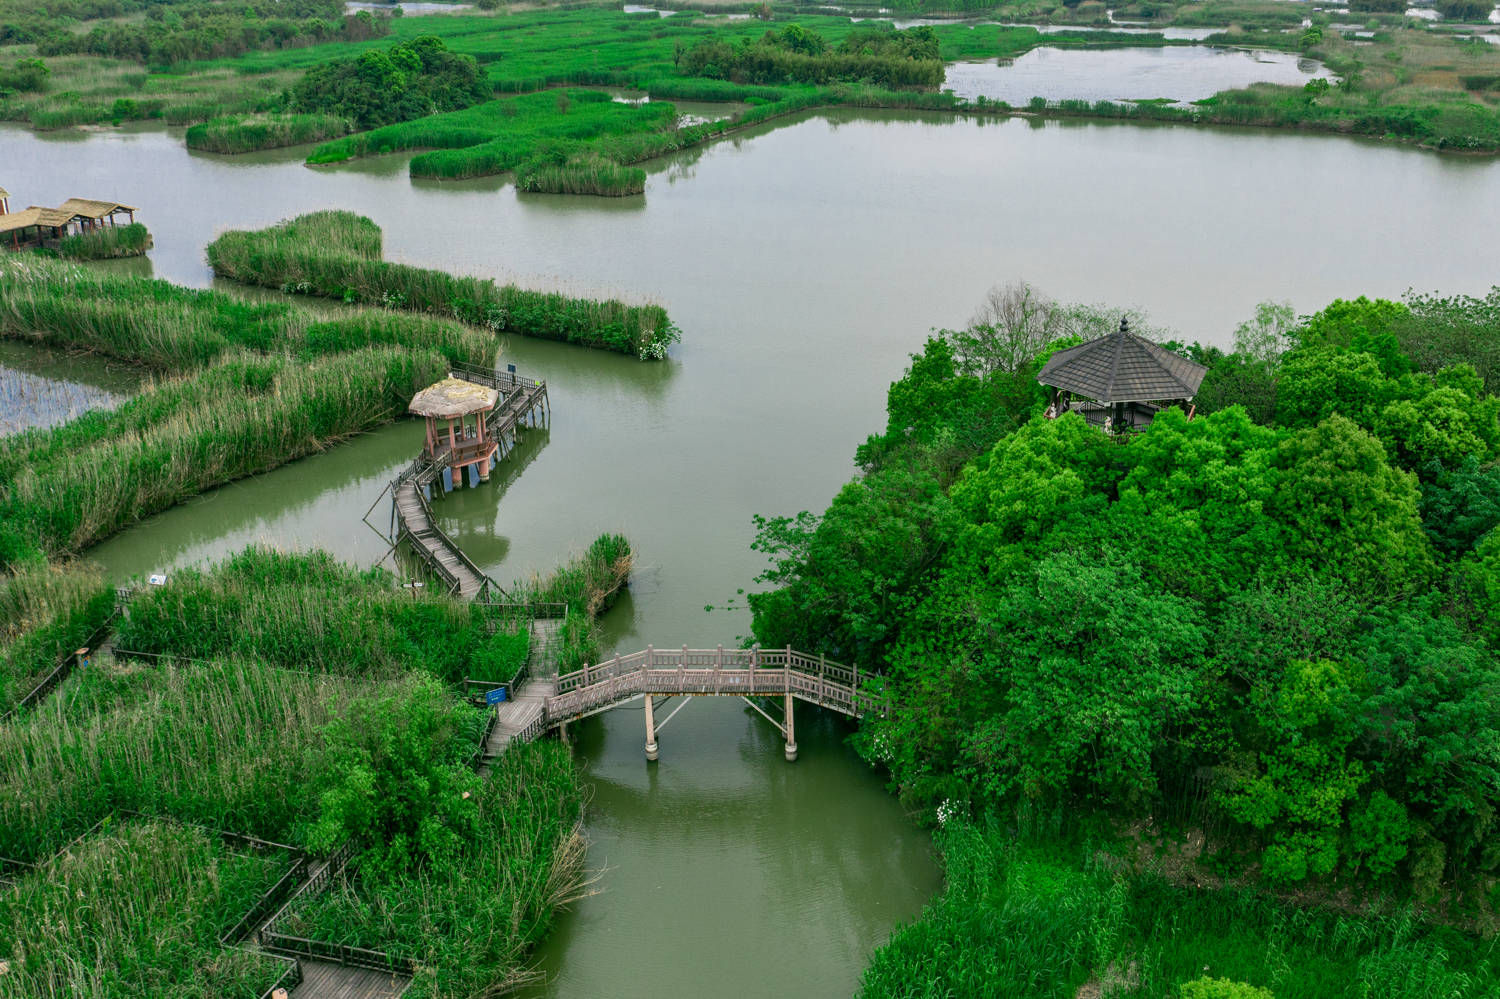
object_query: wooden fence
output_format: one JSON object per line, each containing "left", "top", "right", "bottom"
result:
{"left": 0, "top": 612, "right": 119, "bottom": 721}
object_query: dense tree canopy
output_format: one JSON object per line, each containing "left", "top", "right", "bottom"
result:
{"left": 751, "top": 284, "right": 1500, "bottom": 901}
{"left": 288, "top": 34, "right": 489, "bottom": 131}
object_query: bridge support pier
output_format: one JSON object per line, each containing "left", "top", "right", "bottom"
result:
{"left": 644, "top": 694, "right": 659, "bottom": 761}
{"left": 784, "top": 693, "right": 797, "bottom": 762}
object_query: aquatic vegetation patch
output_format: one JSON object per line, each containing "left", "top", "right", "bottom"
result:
{"left": 55, "top": 222, "right": 151, "bottom": 260}
{"left": 184, "top": 111, "right": 351, "bottom": 153}
{"left": 0, "top": 560, "right": 113, "bottom": 714}
{"left": 208, "top": 210, "right": 681, "bottom": 360}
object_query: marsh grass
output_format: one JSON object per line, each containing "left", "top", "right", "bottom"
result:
{"left": 0, "top": 347, "right": 449, "bottom": 566}
{"left": 56, "top": 222, "right": 152, "bottom": 260}
{"left": 185, "top": 112, "right": 350, "bottom": 153}
{"left": 0, "top": 254, "right": 493, "bottom": 371}
{"left": 279, "top": 739, "right": 587, "bottom": 999}
{"left": 207, "top": 211, "right": 680, "bottom": 359}
{"left": 0, "top": 818, "right": 287, "bottom": 999}
{"left": 115, "top": 546, "right": 532, "bottom": 685}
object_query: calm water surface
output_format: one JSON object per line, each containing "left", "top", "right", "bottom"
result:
{"left": 8, "top": 109, "right": 1500, "bottom": 997}
{"left": 945, "top": 46, "right": 1330, "bottom": 103}
{"left": 0, "top": 340, "right": 144, "bottom": 435}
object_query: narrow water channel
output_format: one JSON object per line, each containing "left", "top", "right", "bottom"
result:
{"left": 9, "top": 106, "right": 1500, "bottom": 996}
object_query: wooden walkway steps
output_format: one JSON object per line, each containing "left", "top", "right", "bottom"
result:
{"left": 479, "top": 675, "right": 557, "bottom": 767}
{"left": 290, "top": 960, "right": 408, "bottom": 999}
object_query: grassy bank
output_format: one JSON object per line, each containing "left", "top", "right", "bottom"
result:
{"left": 0, "top": 255, "right": 494, "bottom": 371}
{"left": 115, "top": 546, "right": 531, "bottom": 685}
{"left": 207, "top": 211, "right": 680, "bottom": 360}
{"left": 185, "top": 112, "right": 350, "bottom": 153}
{"left": 0, "top": 347, "right": 447, "bottom": 567}
{"left": 861, "top": 824, "right": 1500, "bottom": 998}
{"left": 56, "top": 222, "right": 151, "bottom": 260}
{"left": 0, "top": 818, "right": 290, "bottom": 998}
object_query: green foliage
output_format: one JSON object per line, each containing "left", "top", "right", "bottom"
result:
{"left": 55, "top": 221, "right": 150, "bottom": 260}
{"left": 514, "top": 533, "right": 632, "bottom": 673}
{"left": 289, "top": 34, "right": 488, "bottom": 130}
{"left": 33, "top": 0, "right": 388, "bottom": 67}
{"left": 1181, "top": 977, "right": 1276, "bottom": 999}
{"left": 306, "top": 672, "right": 481, "bottom": 876}
{"left": 0, "top": 56, "right": 47, "bottom": 93}
{"left": 859, "top": 828, "right": 1498, "bottom": 999}
{"left": 207, "top": 210, "right": 679, "bottom": 359}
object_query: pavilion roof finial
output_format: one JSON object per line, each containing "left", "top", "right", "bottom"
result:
{"left": 1118, "top": 315, "right": 1130, "bottom": 336}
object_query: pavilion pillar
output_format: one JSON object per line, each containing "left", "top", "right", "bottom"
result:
{"left": 644, "top": 694, "right": 659, "bottom": 761}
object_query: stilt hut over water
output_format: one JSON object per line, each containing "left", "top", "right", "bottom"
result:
{"left": 0, "top": 190, "right": 137, "bottom": 250}
{"left": 1038, "top": 318, "right": 1208, "bottom": 435}
{"left": 410, "top": 376, "right": 499, "bottom": 490}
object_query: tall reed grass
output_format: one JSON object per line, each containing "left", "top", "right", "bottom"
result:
{"left": 115, "top": 546, "right": 531, "bottom": 685}
{"left": 0, "top": 818, "right": 287, "bottom": 999}
{"left": 514, "top": 533, "right": 632, "bottom": 673}
{"left": 279, "top": 739, "right": 586, "bottom": 999}
{"left": 0, "top": 255, "right": 493, "bottom": 372}
{"left": 185, "top": 112, "right": 350, "bottom": 154}
{"left": 0, "top": 347, "right": 448, "bottom": 567}
{"left": 207, "top": 212, "right": 680, "bottom": 360}
{"left": 56, "top": 223, "right": 152, "bottom": 260}
{"left": 0, "top": 561, "right": 114, "bottom": 713}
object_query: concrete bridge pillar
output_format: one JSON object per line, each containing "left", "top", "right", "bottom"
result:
{"left": 784, "top": 693, "right": 797, "bottom": 762}
{"left": 644, "top": 694, "right": 659, "bottom": 761}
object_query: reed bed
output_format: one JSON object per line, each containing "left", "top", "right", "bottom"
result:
{"left": 279, "top": 739, "right": 587, "bottom": 999}
{"left": 55, "top": 222, "right": 152, "bottom": 260}
{"left": 0, "top": 347, "right": 448, "bottom": 567}
{"left": 0, "top": 363, "right": 124, "bottom": 437}
{"left": 860, "top": 824, "right": 1500, "bottom": 999}
{"left": 207, "top": 211, "right": 680, "bottom": 360}
{"left": 115, "top": 546, "right": 531, "bottom": 685}
{"left": 185, "top": 112, "right": 350, "bottom": 153}
{"left": 0, "top": 658, "right": 347, "bottom": 860}
{"left": 0, "top": 560, "right": 114, "bottom": 713}
{"left": 0, "top": 818, "right": 287, "bottom": 999}
{"left": 0, "top": 255, "right": 494, "bottom": 372}
{"left": 516, "top": 152, "right": 647, "bottom": 197}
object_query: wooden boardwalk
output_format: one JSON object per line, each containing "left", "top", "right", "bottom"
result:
{"left": 290, "top": 960, "right": 409, "bottom": 999}
{"left": 390, "top": 366, "right": 548, "bottom": 601}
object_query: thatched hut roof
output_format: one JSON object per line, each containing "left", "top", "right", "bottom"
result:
{"left": 0, "top": 187, "right": 8, "bottom": 199}
{"left": 0, "top": 208, "right": 42, "bottom": 234}
{"left": 1038, "top": 319, "right": 1207, "bottom": 403}
{"left": 57, "top": 197, "right": 136, "bottom": 219}
{"left": 409, "top": 377, "right": 497, "bottom": 419}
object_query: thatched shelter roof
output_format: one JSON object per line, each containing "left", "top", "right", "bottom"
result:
{"left": 0, "top": 208, "right": 42, "bottom": 234}
{"left": 0, "top": 187, "right": 8, "bottom": 199}
{"left": 1038, "top": 319, "right": 1207, "bottom": 404}
{"left": 409, "top": 377, "right": 497, "bottom": 419}
{"left": 57, "top": 197, "right": 136, "bottom": 219}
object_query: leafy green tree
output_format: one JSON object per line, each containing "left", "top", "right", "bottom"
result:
{"left": 1268, "top": 415, "right": 1434, "bottom": 592}
{"left": 958, "top": 549, "right": 1205, "bottom": 806}
{"left": 308, "top": 674, "right": 481, "bottom": 877}
{"left": 1419, "top": 456, "right": 1500, "bottom": 556}
{"left": 1218, "top": 659, "right": 1370, "bottom": 883}
{"left": 1233, "top": 300, "right": 1297, "bottom": 364}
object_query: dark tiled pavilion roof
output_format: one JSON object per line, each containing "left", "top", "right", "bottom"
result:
{"left": 1037, "top": 319, "right": 1208, "bottom": 403}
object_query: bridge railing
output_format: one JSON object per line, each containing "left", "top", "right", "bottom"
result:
{"left": 547, "top": 646, "right": 886, "bottom": 723}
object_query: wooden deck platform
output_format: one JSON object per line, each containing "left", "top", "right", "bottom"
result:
{"left": 290, "top": 959, "right": 409, "bottom": 999}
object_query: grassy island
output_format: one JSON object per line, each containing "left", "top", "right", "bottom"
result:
{"left": 207, "top": 211, "right": 680, "bottom": 360}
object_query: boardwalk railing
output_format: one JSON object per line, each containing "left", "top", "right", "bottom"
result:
{"left": 544, "top": 646, "right": 884, "bottom": 726}
{"left": 256, "top": 957, "right": 303, "bottom": 999}
{"left": 222, "top": 854, "right": 312, "bottom": 946}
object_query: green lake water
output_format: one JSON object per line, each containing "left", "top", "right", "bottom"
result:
{"left": 6, "top": 106, "right": 1500, "bottom": 996}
